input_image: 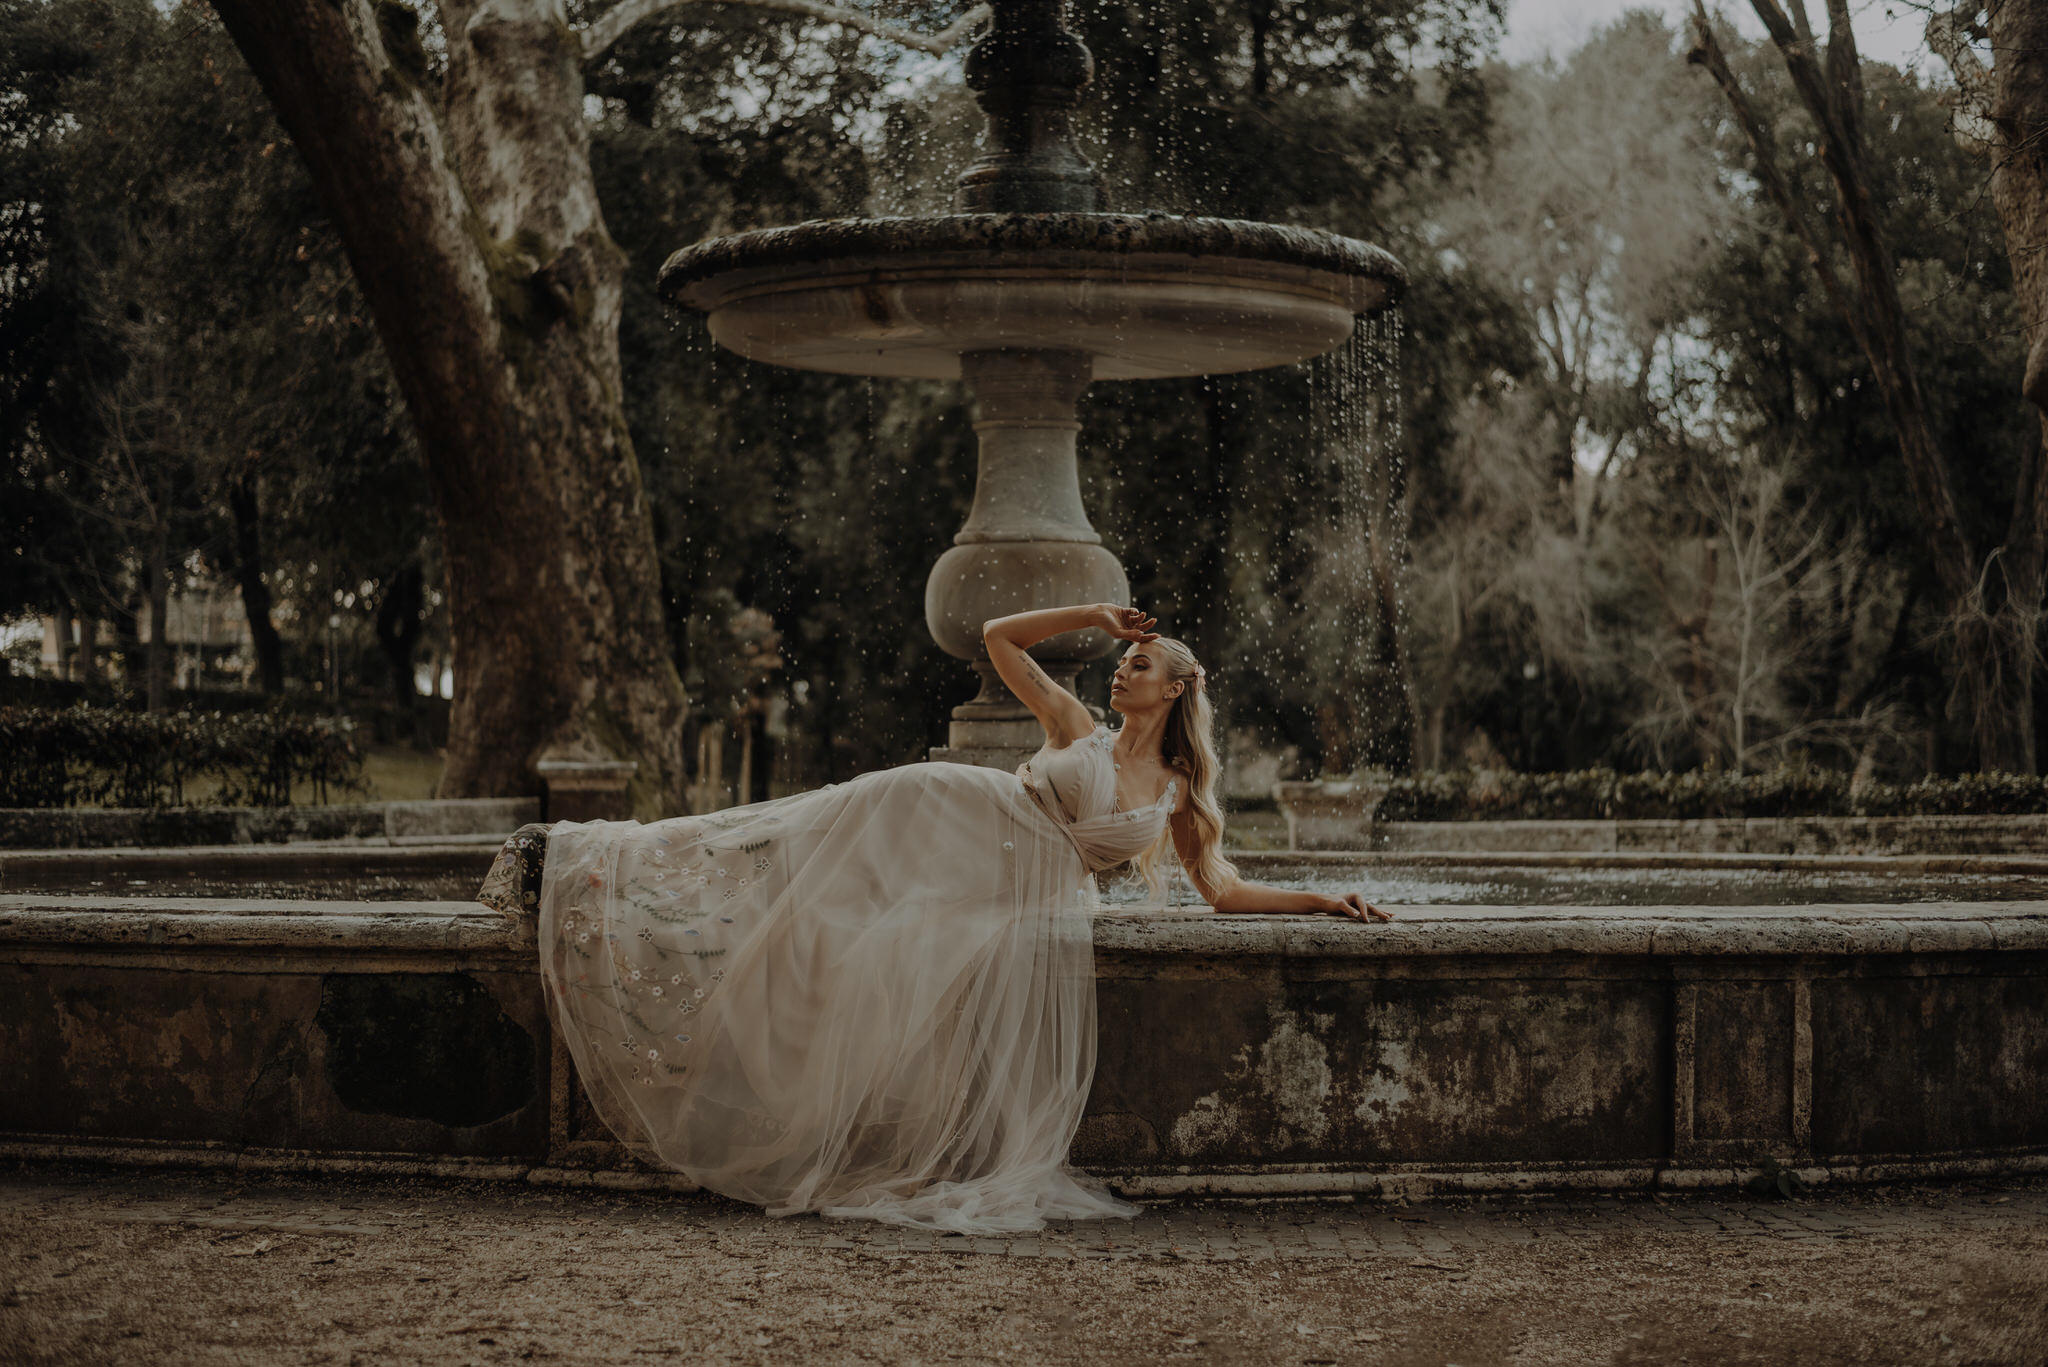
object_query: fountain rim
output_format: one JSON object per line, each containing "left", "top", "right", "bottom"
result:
{"left": 657, "top": 212, "right": 1406, "bottom": 315}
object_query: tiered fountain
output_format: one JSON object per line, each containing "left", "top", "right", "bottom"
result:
{"left": 3, "top": 0, "right": 2042, "bottom": 1212}
{"left": 658, "top": 0, "right": 1403, "bottom": 769}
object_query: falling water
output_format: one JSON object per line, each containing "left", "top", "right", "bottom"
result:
{"left": 1305, "top": 309, "right": 1410, "bottom": 777}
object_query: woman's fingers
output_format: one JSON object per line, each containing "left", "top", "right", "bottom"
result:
{"left": 1337, "top": 893, "right": 1392, "bottom": 922}
{"left": 1113, "top": 608, "right": 1160, "bottom": 642}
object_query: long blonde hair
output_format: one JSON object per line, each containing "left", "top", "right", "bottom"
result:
{"left": 1131, "top": 638, "right": 1237, "bottom": 904}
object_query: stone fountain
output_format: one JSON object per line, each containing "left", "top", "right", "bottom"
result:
{"left": 659, "top": 0, "right": 1404, "bottom": 769}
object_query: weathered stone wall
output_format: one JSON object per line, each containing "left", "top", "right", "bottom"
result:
{"left": 1078, "top": 911, "right": 2048, "bottom": 1193}
{"left": 0, "top": 901, "right": 552, "bottom": 1166}
{"left": 2, "top": 898, "right": 2043, "bottom": 1196}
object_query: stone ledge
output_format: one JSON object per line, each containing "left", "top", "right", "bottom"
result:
{"left": 0, "top": 798, "right": 539, "bottom": 850}
{"left": 1363, "top": 814, "right": 2048, "bottom": 855}
{"left": 0, "top": 896, "right": 533, "bottom": 957}
{"left": 7, "top": 1137, "right": 2043, "bottom": 1201}
{"left": 1097, "top": 905, "right": 2048, "bottom": 959}
{"left": 5, "top": 895, "right": 2045, "bottom": 960}
{"left": 0, "top": 843, "right": 499, "bottom": 883}
{"left": 1233, "top": 849, "right": 2048, "bottom": 875}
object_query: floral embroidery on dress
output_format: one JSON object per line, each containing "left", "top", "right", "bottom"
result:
{"left": 477, "top": 823, "right": 551, "bottom": 915}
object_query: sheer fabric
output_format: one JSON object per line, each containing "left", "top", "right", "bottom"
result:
{"left": 522, "top": 725, "right": 1158, "bottom": 1233}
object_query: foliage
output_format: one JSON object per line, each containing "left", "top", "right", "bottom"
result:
{"left": 0, "top": 704, "right": 364, "bottom": 809}
{"left": 6, "top": 2, "right": 2042, "bottom": 788}
{"left": 0, "top": 0, "right": 434, "bottom": 703}
{"left": 1397, "top": 13, "right": 2034, "bottom": 778}
{"left": 1369, "top": 764, "right": 2048, "bottom": 821}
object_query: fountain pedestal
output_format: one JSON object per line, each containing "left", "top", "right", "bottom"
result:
{"left": 659, "top": 0, "right": 1403, "bottom": 773}
{"left": 924, "top": 349, "right": 1126, "bottom": 768}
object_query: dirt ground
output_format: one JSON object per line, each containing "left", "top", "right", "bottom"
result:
{"left": 1, "top": 1166, "right": 2043, "bottom": 1366}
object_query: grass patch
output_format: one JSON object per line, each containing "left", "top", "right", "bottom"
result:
{"left": 173, "top": 745, "right": 445, "bottom": 807}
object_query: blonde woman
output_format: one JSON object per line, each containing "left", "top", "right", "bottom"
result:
{"left": 480, "top": 600, "right": 1388, "bottom": 1237}
{"left": 991, "top": 603, "right": 1391, "bottom": 922}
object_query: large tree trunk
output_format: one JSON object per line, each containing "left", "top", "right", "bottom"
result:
{"left": 210, "top": 0, "right": 687, "bottom": 813}
{"left": 1918, "top": 1, "right": 2048, "bottom": 773}
{"left": 1964, "top": 0, "right": 2048, "bottom": 772}
{"left": 226, "top": 467, "right": 287, "bottom": 695}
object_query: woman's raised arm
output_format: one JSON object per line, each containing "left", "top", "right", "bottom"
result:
{"left": 982, "top": 603, "right": 1155, "bottom": 749}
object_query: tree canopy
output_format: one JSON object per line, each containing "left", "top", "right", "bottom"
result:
{"left": 5, "top": 0, "right": 2044, "bottom": 790}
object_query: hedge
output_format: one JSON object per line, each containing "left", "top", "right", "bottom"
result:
{"left": 1367, "top": 766, "right": 2048, "bottom": 821}
{"left": 0, "top": 705, "right": 365, "bottom": 809}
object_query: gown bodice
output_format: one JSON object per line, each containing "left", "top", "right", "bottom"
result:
{"left": 1015, "top": 724, "right": 1179, "bottom": 873}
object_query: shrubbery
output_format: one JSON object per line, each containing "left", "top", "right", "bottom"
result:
{"left": 0, "top": 705, "right": 365, "bottom": 808}
{"left": 1366, "top": 766, "right": 2048, "bottom": 821}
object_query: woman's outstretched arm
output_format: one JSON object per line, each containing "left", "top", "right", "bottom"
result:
{"left": 1170, "top": 809, "right": 1390, "bottom": 922}
{"left": 983, "top": 603, "right": 1156, "bottom": 749}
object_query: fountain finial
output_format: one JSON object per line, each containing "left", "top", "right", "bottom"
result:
{"left": 954, "top": 0, "right": 1100, "bottom": 213}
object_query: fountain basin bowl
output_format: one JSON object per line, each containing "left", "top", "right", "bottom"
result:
{"left": 658, "top": 214, "right": 1404, "bottom": 380}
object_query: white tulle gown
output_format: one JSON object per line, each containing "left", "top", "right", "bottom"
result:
{"left": 515, "top": 724, "right": 1173, "bottom": 1233}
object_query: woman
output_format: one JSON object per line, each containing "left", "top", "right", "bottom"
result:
{"left": 479, "top": 602, "right": 1390, "bottom": 1233}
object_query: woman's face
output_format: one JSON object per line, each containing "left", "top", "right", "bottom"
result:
{"left": 1110, "top": 646, "right": 1180, "bottom": 715}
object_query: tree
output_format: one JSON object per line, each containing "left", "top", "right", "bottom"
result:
{"left": 1, "top": 0, "right": 432, "bottom": 709}
{"left": 1691, "top": 0, "right": 2048, "bottom": 772}
{"left": 1620, "top": 452, "right": 1884, "bottom": 771}
{"left": 1440, "top": 15, "right": 1734, "bottom": 533}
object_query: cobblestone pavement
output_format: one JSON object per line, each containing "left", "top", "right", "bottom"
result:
{"left": 2, "top": 1166, "right": 2044, "bottom": 1365}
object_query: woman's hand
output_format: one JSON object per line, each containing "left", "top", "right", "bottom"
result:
{"left": 1091, "top": 604, "right": 1160, "bottom": 643}
{"left": 1319, "top": 892, "right": 1391, "bottom": 923}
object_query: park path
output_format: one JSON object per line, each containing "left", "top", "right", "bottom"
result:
{"left": 1, "top": 1166, "right": 2043, "bottom": 1365}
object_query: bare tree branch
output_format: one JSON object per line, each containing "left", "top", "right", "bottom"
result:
{"left": 1687, "top": 5, "right": 1869, "bottom": 355}
{"left": 580, "top": 0, "right": 989, "bottom": 66}
{"left": 1927, "top": 8, "right": 1997, "bottom": 150}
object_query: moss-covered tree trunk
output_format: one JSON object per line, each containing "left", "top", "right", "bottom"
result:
{"left": 209, "top": 0, "right": 686, "bottom": 811}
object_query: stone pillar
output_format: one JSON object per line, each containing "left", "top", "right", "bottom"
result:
{"left": 537, "top": 756, "right": 639, "bottom": 823}
{"left": 924, "top": 349, "right": 1128, "bottom": 769}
